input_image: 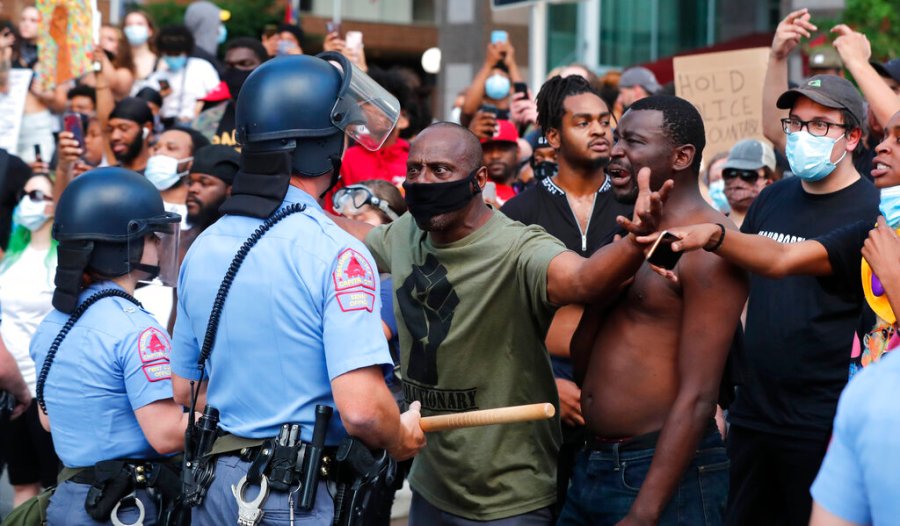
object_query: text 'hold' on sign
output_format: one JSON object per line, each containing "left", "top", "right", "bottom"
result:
{"left": 674, "top": 47, "right": 770, "bottom": 161}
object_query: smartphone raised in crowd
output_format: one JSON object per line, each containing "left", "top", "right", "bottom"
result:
{"left": 646, "top": 231, "right": 683, "bottom": 270}
{"left": 345, "top": 31, "right": 363, "bottom": 52}
{"left": 326, "top": 20, "right": 342, "bottom": 35}
{"left": 491, "top": 30, "right": 508, "bottom": 44}
{"left": 32, "top": 144, "right": 48, "bottom": 175}
{"left": 479, "top": 104, "right": 499, "bottom": 117}
{"left": 63, "top": 111, "right": 85, "bottom": 151}
{"left": 513, "top": 82, "right": 528, "bottom": 96}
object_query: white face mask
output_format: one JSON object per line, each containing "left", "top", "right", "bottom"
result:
{"left": 145, "top": 155, "right": 192, "bottom": 191}
{"left": 14, "top": 195, "right": 50, "bottom": 231}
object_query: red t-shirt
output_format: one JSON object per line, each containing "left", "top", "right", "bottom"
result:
{"left": 325, "top": 139, "right": 410, "bottom": 214}
{"left": 341, "top": 139, "right": 410, "bottom": 187}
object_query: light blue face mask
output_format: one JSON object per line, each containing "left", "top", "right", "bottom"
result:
{"left": 124, "top": 25, "right": 149, "bottom": 46}
{"left": 485, "top": 74, "right": 511, "bottom": 100}
{"left": 785, "top": 131, "right": 847, "bottom": 182}
{"left": 708, "top": 179, "right": 730, "bottom": 213}
{"left": 163, "top": 54, "right": 188, "bottom": 73}
{"left": 879, "top": 186, "right": 900, "bottom": 228}
{"left": 13, "top": 196, "right": 49, "bottom": 231}
{"left": 217, "top": 25, "right": 228, "bottom": 45}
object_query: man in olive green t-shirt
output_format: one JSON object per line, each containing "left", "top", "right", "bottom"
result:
{"left": 339, "top": 122, "right": 670, "bottom": 523}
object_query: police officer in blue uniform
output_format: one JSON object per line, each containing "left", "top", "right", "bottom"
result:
{"left": 170, "top": 53, "right": 425, "bottom": 525}
{"left": 30, "top": 167, "right": 188, "bottom": 526}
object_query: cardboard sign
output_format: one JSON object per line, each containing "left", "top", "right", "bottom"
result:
{"left": 0, "top": 70, "right": 33, "bottom": 152}
{"left": 674, "top": 47, "right": 770, "bottom": 159}
{"left": 34, "top": 0, "right": 94, "bottom": 91}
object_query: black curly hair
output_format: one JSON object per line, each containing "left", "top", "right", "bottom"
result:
{"left": 629, "top": 95, "right": 706, "bottom": 174}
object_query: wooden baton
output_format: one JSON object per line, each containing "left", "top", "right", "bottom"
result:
{"left": 419, "top": 403, "right": 556, "bottom": 432}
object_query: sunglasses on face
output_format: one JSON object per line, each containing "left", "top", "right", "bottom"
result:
{"left": 722, "top": 169, "right": 761, "bottom": 184}
{"left": 19, "top": 189, "right": 53, "bottom": 202}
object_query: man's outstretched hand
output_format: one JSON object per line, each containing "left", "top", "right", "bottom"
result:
{"left": 617, "top": 167, "right": 674, "bottom": 239}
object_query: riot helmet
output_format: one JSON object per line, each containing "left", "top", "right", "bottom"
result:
{"left": 52, "top": 167, "right": 181, "bottom": 313}
{"left": 226, "top": 52, "right": 400, "bottom": 218}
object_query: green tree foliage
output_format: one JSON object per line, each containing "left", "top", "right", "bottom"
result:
{"left": 139, "top": 0, "right": 283, "bottom": 41}
{"left": 841, "top": 0, "right": 898, "bottom": 60}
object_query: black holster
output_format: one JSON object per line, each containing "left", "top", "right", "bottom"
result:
{"left": 83, "top": 461, "right": 136, "bottom": 521}
{"left": 332, "top": 438, "right": 397, "bottom": 526}
{"left": 81, "top": 459, "right": 182, "bottom": 524}
{"left": 182, "top": 405, "right": 220, "bottom": 504}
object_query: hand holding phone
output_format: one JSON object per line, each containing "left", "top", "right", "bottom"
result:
{"left": 345, "top": 31, "right": 363, "bottom": 52}
{"left": 326, "top": 21, "right": 342, "bottom": 35}
{"left": 63, "top": 112, "right": 86, "bottom": 151}
{"left": 491, "top": 30, "right": 508, "bottom": 44}
{"left": 646, "top": 231, "right": 683, "bottom": 270}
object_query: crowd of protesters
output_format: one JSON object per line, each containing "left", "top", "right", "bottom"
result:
{"left": 0, "top": 3, "right": 898, "bottom": 526}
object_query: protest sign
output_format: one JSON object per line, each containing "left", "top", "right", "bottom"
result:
{"left": 674, "top": 47, "right": 769, "bottom": 159}
{"left": 34, "top": 0, "right": 94, "bottom": 92}
{"left": 0, "top": 70, "right": 34, "bottom": 152}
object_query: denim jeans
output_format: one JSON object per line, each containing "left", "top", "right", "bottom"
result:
{"left": 557, "top": 430, "right": 729, "bottom": 526}
{"left": 47, "top": 480, "right": 160, "bottom": 526}
{"left": 192, "top": 454, "right": 333, "bottom": 526}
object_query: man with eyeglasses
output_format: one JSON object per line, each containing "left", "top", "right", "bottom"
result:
{"left": 721, "top": 139, "right": 779, "bottom": 228}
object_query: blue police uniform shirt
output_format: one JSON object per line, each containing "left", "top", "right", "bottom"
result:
{"left": 810, "top": 352, "right": 900, "bottom": 525}
{"left": 30, "top": 281, "right": 175, "bottom": 468}
{"left": 171, "top": 185, "right": 392, "bottom": 445}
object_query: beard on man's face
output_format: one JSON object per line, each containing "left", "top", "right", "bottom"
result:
{"left": 114, "top": 133, "right": 145, "bottom": 164}
{"left": 187, "top": 195, "right": 227, "bottom": 229}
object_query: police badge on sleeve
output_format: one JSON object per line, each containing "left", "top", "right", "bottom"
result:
{"left": 138, "top": 327, "right": 172, "bottom": 381}
{"left": 333, "top": 248, "right": 377, "bottom": 312}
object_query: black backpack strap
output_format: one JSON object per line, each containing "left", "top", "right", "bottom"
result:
{"left": 36, "top": 289, "right": 142, "bottom": 413}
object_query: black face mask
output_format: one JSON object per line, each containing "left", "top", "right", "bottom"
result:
{"left": 403, "top": 170, "right": 481, "bottom": 224}
{"left": 223, "top": 67, "right": 253, "bottom": 100}
{"left": 532, "top": 161, "right": 558, "bottom": 181}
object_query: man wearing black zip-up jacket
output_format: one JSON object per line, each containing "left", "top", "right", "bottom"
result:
{"left": 501, "top": 75, "right": 631, "bottom": 511}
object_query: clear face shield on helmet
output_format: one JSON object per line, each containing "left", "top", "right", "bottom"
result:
{"left": 332, "top": 184, "right": 399, "bottom": 220}
{"left": 320, "top": 52, "right": 401, "bottom": 151}
{"left": 126, "top": 212, "right": 181, "bottom": 287}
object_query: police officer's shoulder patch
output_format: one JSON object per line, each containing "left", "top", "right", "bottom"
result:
{"left": 142, "top": 362, "right": 172, "bottom": 382}
{"left": 336, "top": 290, "right": 376, "bottom": 313}
{"left": 333, "top": 248, "right": 376, "bottom": 291}
{"left": 138, "top": 327, "right": 172, "bottom": 364}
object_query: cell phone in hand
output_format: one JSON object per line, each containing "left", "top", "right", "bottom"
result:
{"left": 479, "top": 104, "right": 499, "bottom": 117}
{"left": 513, "top": 82, "right": 528, "bottom": 96}
{"left": 491, "top": 30, "right": 508, "bottom": 44}
{"left": 345, "top": 31, "right": 363, "bottom": 52}
{"left": 63, "top": 111, "right": 85, "bottom": 151}
{"left": 326, "top": 20, "right": 342, "bottom": 35}
{"left": 158, "top": 78, "right": 170, "bottom": 92}
{"left": 646, "top": 231, "right": 683, "bottom": 270}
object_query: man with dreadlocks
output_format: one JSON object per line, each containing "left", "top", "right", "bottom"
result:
{"left": 557, "top": 96, "right": 748, "bottom": 526}
{"left": 501, "top": 74, "right": 632, "bottom": 510}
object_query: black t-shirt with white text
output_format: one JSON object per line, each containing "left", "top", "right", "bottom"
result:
{"left": 731, "top": 176, "right": 879, "bottom": 439}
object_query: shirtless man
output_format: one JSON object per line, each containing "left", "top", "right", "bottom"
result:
{"left": 558, "top": 96, "right": 748, "bottom": 526}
